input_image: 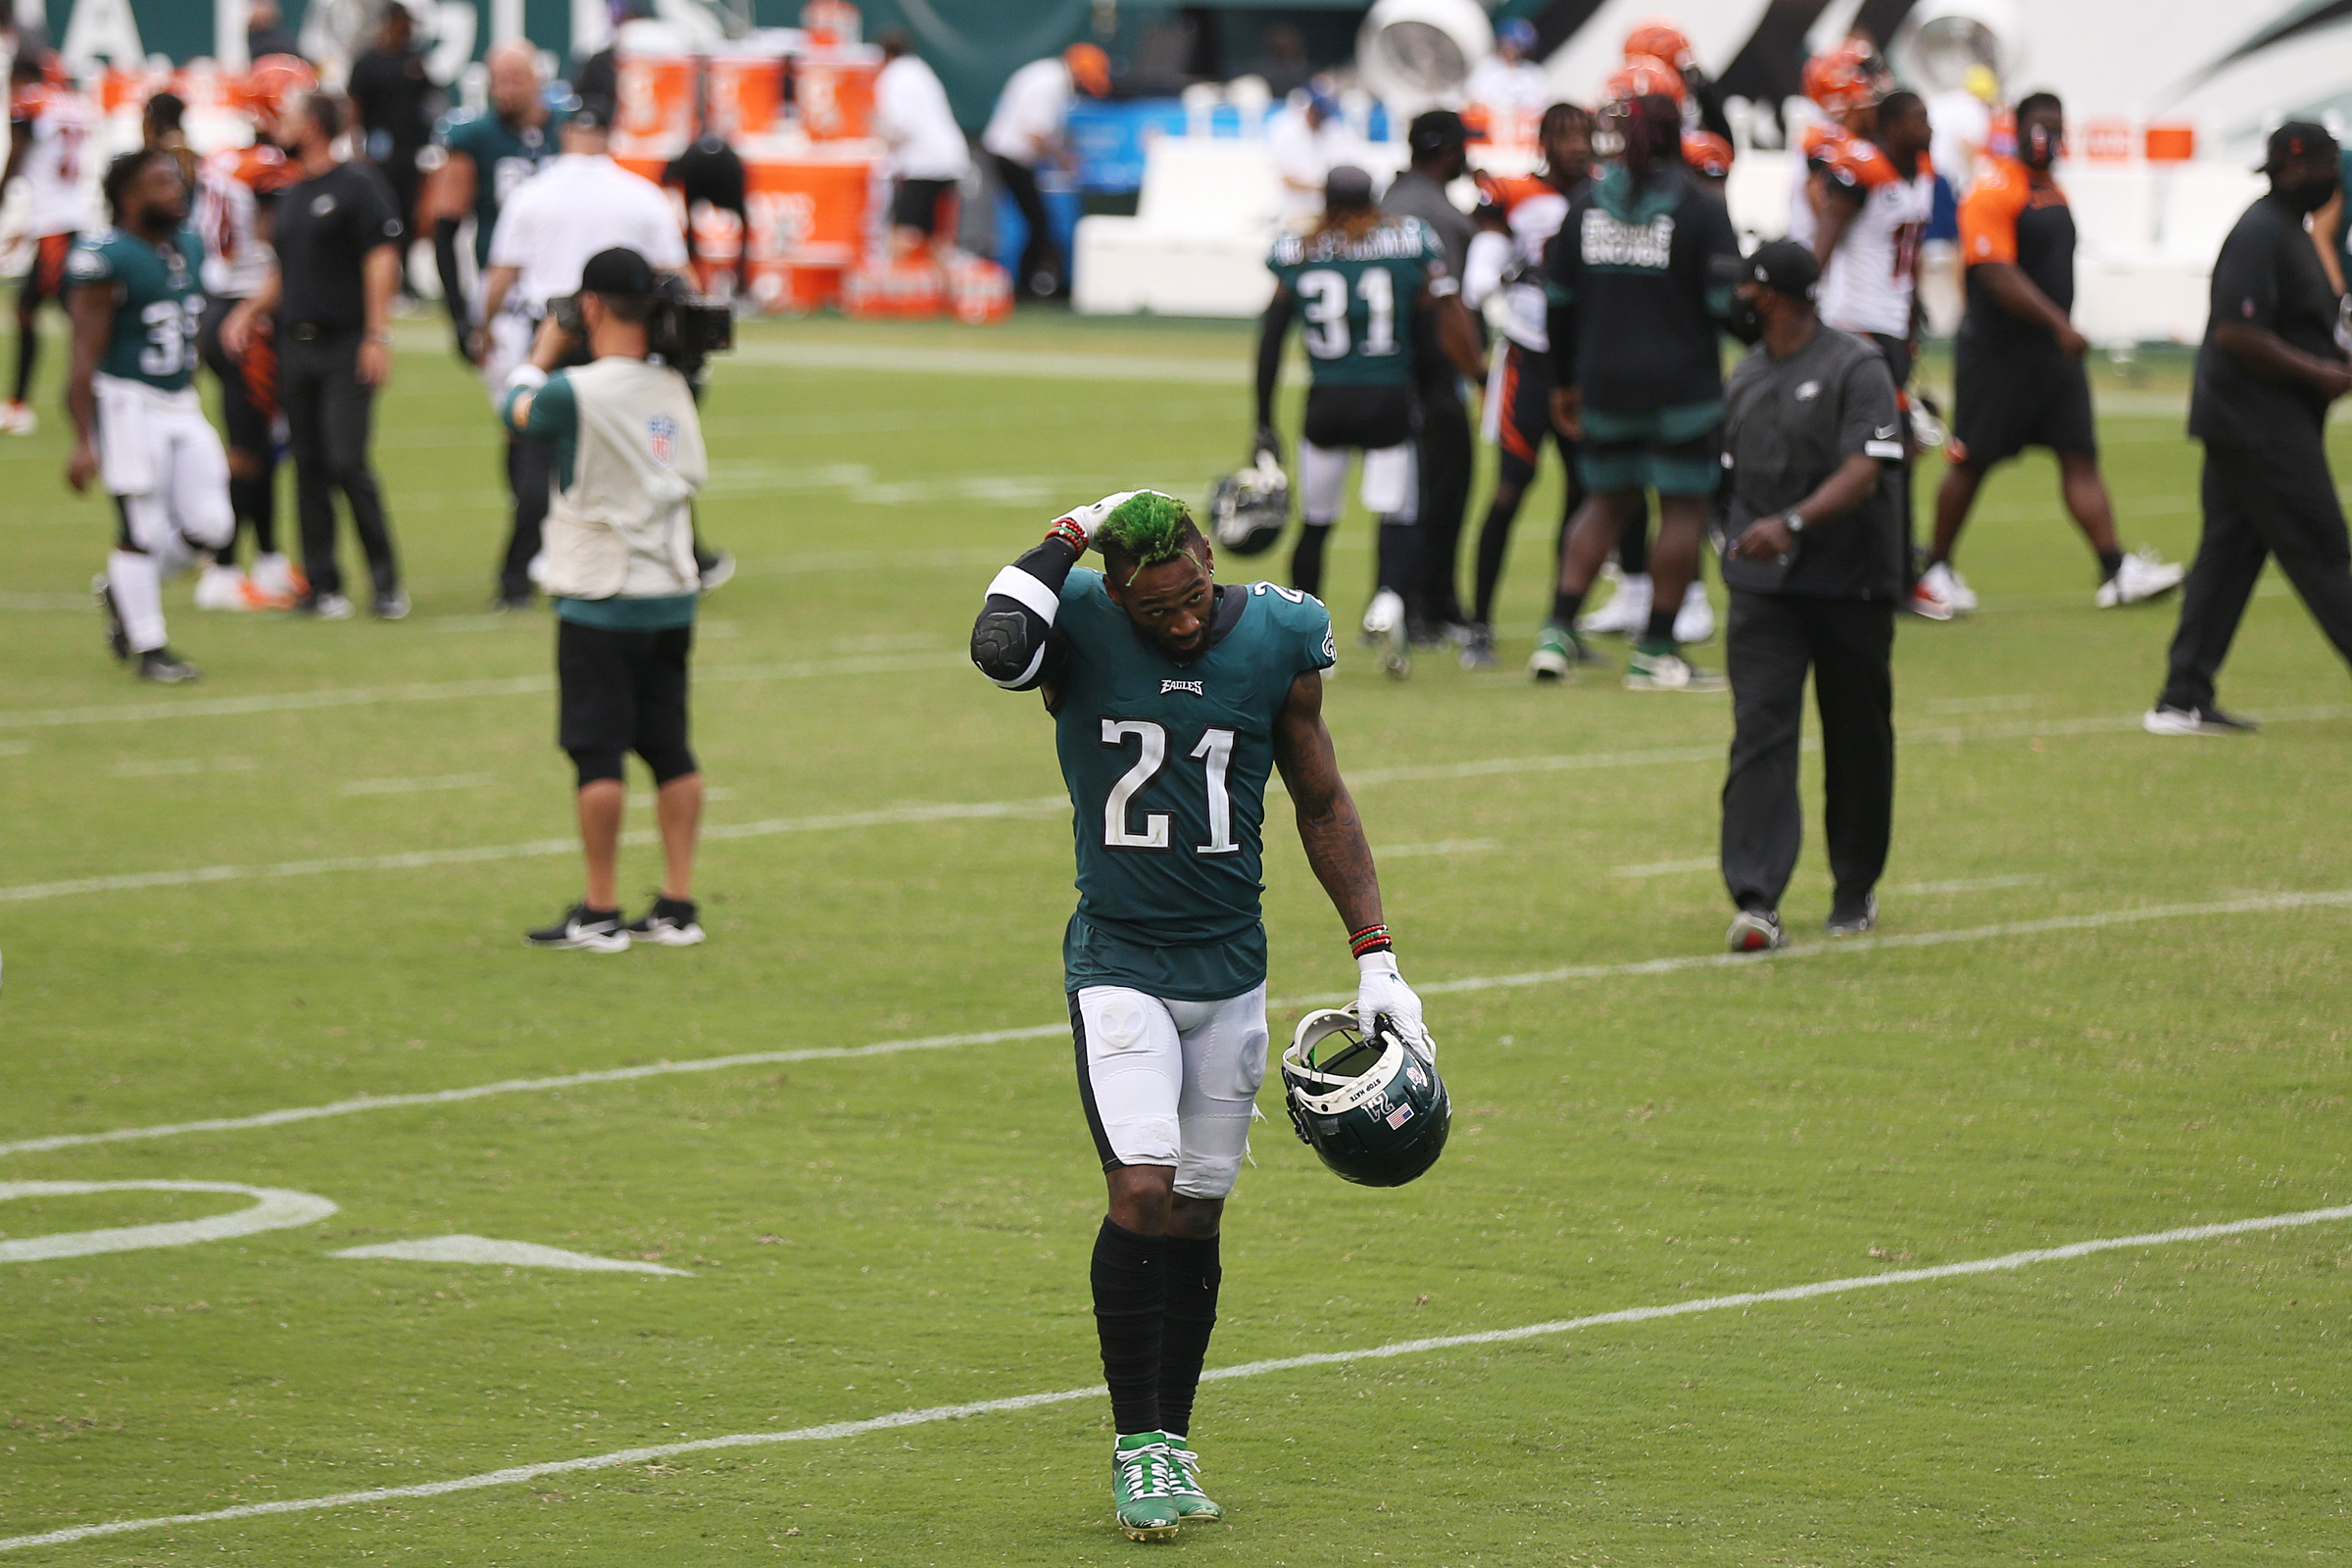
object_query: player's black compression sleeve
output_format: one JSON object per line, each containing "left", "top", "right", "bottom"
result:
{"left": 971, "top": 535, "right": 1080, "bottom": 691}
{"left": 1254, "top": 288, "right": 1296, "bottom": 431}
{"left": 433, "top": 217, "right": 468, "bottom": 335}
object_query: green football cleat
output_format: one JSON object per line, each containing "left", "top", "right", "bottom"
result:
{"left": 1111, "top": 1432, "right": 1183, "bottom": 1542}
{"left": 1162, "top": 1434, "right": 1223, "bottom": 1522}
{"left": 1528, "top": 623, "right": 1577, "bottom": 682}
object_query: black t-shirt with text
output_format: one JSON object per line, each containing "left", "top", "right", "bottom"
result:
{"left": 2190, "top": 193, "right": 2346, "bottom": 453}
{"left": 1544, "top": 164, "right": 1740, "bottom": 412}
{"left": 273, "top": 161, "right": 405, "bottom": 333}
{"left": 1718, "top": 324, "right": 1907, "bottom": 602}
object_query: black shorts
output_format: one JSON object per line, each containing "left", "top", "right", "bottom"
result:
{"left": 557, "top": 618, "right": 697, "bottom": 783}
{"left": 1951, "top": 338, "right": 2097, "bottom": 467}
{"left": 1302, "top": 381, "right": 1415, "bottom": 451}
{"left": 891, "top": 177, "right": 956, "bottom": 235}
{"left": 200, "top": 294, "right": 279, "bottom": 453}
{"left": 1863, "top": 332, "right": 1914, "bottom": 397}
{"left": 1493, "top": 340, "right": 1559, "bottom": 476}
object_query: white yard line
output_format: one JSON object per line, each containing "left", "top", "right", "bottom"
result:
{"left": 0, "top": 653, "right": 964, "bottom": 730}
{"left": 5, "top": 704, "right": 2349, "bottom": 906}
{"left": 6, "top": 885, "right": 2349, "bottom": 1161}
{"left": 4, "top": 1200, "right": 2345, "bottom": 1554}
{"left": 727, "top": 340, "right": 1250, "bottom": 385}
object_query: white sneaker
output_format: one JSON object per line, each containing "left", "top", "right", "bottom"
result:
{"left": 250, "top": 553, "right": 300, "bottom": 599}
{"left": 1911, "top": 563, "right": 1960, "bottom": 620}
{"left": 0, "top": 400, "right": 35, "bottom": 435}
{"left": 305, "top": 592, "right": 356, "bottom": 620}
{"left": 1672, "top": 581, "right": 1714, "bottom": 644}
{"left": 1578, "top": 571, "right": 1651, "bottom": 637}
{"left": 1941, "top": 564, "right": 1980, "bottom": 613}
{"left": 1362, "top": 589, "right": 1409, "bottom": 679}
{"left": 2097, "top": 547, "right": 2185, "bottom": 608}
{"left": 194, "top": 566, "right": 252, "bottom": 612}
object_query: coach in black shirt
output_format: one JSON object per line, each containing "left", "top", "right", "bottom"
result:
{"left": 2149, "top": 122, "right": 2352, "bottom": 734}
{"left": 1715, "top": 242, "right": 1906, "bottom": 952}
{"left": 346, "top": 3, "right": 435, "bottom": 293}
{"left": 1383, "top": 110, "right": 1477, "bottom": 636}
{"left": 224, "top": 92, "right": 405, "bottom": 617}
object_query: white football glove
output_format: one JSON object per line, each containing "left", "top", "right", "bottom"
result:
{"left": 1051, "top": 490, "right": 1141, "bottom": 552}
{"left": 1356, "top": 952, "right": 1430, "bottom": 1055}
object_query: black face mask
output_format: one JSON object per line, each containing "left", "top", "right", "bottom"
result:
{"left": 1725, "top": 294, "right": 1764, "bottom": 345}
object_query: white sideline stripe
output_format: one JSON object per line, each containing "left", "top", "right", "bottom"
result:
{"left": 5, "top": 1202, "right": 2346, "bottom": 1553}
{"left": 8, "top": 885, "right": 2352, "bottom": 1160}
{"left": 0, "top": 653, "right": 963, "bottom": 730}
{"left": 729, "top": 340, "right": 1250, "bottom": 385}
{"left": 0, "top": 797, "right": 1071, "bottom": 906}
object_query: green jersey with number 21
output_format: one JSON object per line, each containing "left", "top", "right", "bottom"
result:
{"left": 1266, "top": 217, "right": 1446, "bottom": 390}
{"left": 1053, "top": 569, "right": 1337, "bottom": 1001}
{"left": 66, "top": 226, "right": 206, "bottom": 392}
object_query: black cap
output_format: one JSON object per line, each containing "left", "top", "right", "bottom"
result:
{"left": 1744, "top": 239, "right": 1819, "bottom": 299}
{"left": 2261, "top": 119, "right": 2338, "bottom": 172}
{"left": 568, "top": 95, "right": 613, "bottom": 131}
{"left": 1324, "top": 164, "right": 1375, "bottom": 211}
{"left": 1407, "top": 109, "right": 1466, "bottom": 157}
{"left": 580, "top": 246, "right": 656, "bottom": 297}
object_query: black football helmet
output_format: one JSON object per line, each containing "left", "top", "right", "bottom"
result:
{"left": 1280, "top": 1005, "right": 1449, "bottom": 1188}
{"left": 1206, "top": 446, "right": 1289, "bottom": 557}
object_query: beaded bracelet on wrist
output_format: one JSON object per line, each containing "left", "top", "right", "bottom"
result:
{"left": 1348, "top": 923, "right": 1393, "bottom": 958}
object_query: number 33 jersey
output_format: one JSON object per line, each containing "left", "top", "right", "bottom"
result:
{"left": 1054, "top": 570, "right": 1337, "bottom": 1000}
{"left": 66, "top": 227, "right": 207, "bottom": 392}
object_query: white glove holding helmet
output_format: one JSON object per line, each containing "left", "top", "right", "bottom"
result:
{"left": 1356, "top": 951, "right": 1431, "bottom": 1056}
{"left": 1051, "top": 490, "right": 1142, "bottom": 553}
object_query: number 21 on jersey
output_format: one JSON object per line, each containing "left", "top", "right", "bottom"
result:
{"left": 1101, "top": 720, "right": 1240, "bottom": 857}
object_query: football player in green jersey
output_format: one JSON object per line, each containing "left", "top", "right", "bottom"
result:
{"left": 64, "top": 148, "right": 231, "bottom": 683}
{"left": 1258, "top": 165, "right": 1483, "bottom": 677}
{"left": 971, "top": 490, "right": 1433, "bottom": 1541}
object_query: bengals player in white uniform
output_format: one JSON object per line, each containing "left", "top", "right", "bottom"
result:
{"left": 3, "top": 52, "right": 99, "bottom": 434}
{"left": 190, "top": 54, "right": 314, "bottom": 609}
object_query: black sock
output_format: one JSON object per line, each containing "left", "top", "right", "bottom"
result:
{"left": 1642, "top": 606, "right": 1678, "bottom": 647}
{"left": 1291, "top": 523, "right": 1333, "bottom": 601}
{"left": 2098, "top": 548, "right": 2123, "bottom": 582}
{"left": 1548, "top": 588, "right": 1585, "bottom": 629}
{"left": 12, "top": 316, "right": 36, "bottom": 405}
{"left": 1374, "top": 519, "right": 1418, "bottom": 599}
{"left": 1092, "top": 1217, "right": 1164, "bottom": 1435}
{"left": 1155, "top": 1233, "right": 1221, "bottom": 1439}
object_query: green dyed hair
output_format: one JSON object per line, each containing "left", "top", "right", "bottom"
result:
{"left": 1096, "top": 491, "right": 1202, "bottom": 585}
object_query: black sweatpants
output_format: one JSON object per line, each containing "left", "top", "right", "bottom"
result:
{"left": 1721, "top": 590, "right": 1895, "bottom": 913}
{"left": 501, "top": 437, "right": 556, "bottom": 602}
{"left": 991, "top": 154, "right": 1062, "bottom": 299}
{"left": 1413, "top": 362, "right": 1472, "bottom": 627}
{"left": 2158, "top": 438, "right": 2352, "bottom": 711}
{"left": 281, "top": 331, "right": 398, "bottom": 600}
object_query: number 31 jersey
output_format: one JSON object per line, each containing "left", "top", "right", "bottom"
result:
{"left": 66, "top": 227, "right": 206, "bottom": 392}
{"left": 1054, "top": 570, "right": 1337, "bottom": 1000}
{"left": 1267, "top": 217, "right": 1448, "bottom": 391}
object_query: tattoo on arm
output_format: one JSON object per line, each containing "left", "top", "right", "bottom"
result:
{"left": 1272, "top": 670, "right": 1384, "bottom": 934}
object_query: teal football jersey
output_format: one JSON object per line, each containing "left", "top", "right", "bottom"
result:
{"left": 1266, "top": 217, "right": 1446, "bottom": 389}
{"left": 439, "top": 110, "right": 554, "bottom": 266}
{"left": 65, "top": 226, "right": 204, "bottom": 391}
{"left": 1054, "top": 570, "right": 1337, "bottom": 1001}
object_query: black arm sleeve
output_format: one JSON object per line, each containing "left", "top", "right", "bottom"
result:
{"left": 434, "top": 217, "right": 468, "bottom": 333}
{"left": 1254, "top": 287, "right": 1295, "bottom": 432}
{"left": 971, "top": 535, "right": 1081, "bottom": 691}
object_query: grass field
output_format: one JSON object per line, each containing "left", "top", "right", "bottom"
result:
{"left": 2, "top": 310, "right": 2350, "bottom": 1565}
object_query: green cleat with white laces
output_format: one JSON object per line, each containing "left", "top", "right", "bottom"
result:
{"left": 1110, "top": 1432, "right": 1183, "bottom": 1542}
{"left": 1161, "top": 1434, "right": 1223, "bottom": 1522}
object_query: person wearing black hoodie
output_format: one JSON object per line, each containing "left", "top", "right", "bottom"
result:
{"left": 1538, "top": 84, "right": 1740, "bottom": 690}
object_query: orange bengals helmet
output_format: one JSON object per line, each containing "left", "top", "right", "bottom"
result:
{"left": 1802, "top": 42, "right": 1886, "bottom": 115}
{"left": 1624, "top": 21, "right": 1695, "bottom": 73}
{"left": 1682, "top": 129, "right": 1734, "bottom": 177}
{"left": 246, "top": 54, "right": 318, "bottom": 122}
{"left": 1604, "top": 58, "right": 1687, "bottom": 108}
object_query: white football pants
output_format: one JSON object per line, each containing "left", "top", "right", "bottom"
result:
{"left": 1074, "top": 984, "right": 1269, "bottom": 1200}
{"left": 96, "top": 375, "right": 232, "bottom": 654}
{"left": 1298, "top": 440, "right": 1417, "bottom": 526}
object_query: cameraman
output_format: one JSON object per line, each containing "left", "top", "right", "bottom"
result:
{"left": 478, "top": 100, "right": 692, "bottom": 607}
{"left": 503, "top": 248, "right": 710, "bottom": 953}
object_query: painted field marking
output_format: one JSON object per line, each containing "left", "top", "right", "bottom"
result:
{"left": 0, "top": 652, "right": 962, "bottom": 730}
{"left": 0, "top": 1180, "right": 336, "bottom": 1263}
{"left": 341, "top": 773, "right": 499, "bottom": 796}
{"left": 7, "top": 885, "right": 2351, "bottom": 1161}
{"left": 728, "top": 339, "right": 1250, "bottom": 385}
{"left": 106, "top": 757, "right": 258, "bottom": 778}
{"left": 5, "top": 1200, "right": 2346, "bottom": 1554}
{"left": 1921, "top": 694, "right": 2042, "bottom": 714}
{"left": 332, "top": 1235, "right": 688, "bottom": 1276}
{"left": 1374, "top": 839, "right": 1500, "bottom": 859}
{"left": 1886, "top": 873, "right": 2047, "bottom": 896}
{"left": 1612, "top": 857, "right": 1716, "bottom": 878}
